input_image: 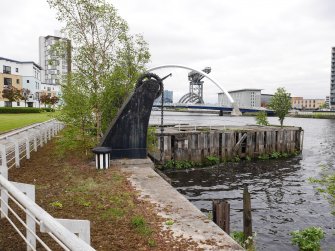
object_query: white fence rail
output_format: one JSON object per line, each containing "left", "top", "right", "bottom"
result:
{"left": 0, "top": 120, "right": 96, "bottom": 251}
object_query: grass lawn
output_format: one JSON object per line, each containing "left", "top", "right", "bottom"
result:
{"left": 0, "top": 113, "right": 57, "bottom": 133}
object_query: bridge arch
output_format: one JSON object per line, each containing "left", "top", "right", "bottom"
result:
{"left": 147, "top": 64, "right": 235, "bottom": 105}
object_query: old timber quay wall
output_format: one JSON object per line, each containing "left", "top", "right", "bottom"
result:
{"left": 153, "top": 125, "right": 304, "bottom": 162}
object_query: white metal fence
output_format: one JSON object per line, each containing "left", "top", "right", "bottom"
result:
{"left": 0, "top": 120, "right": 96, "bottom": 251}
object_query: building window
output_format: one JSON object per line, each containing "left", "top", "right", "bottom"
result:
{"left": 16, "top": 79, "right": 20, "bottom": 84}
{"left": 4, "top": 101, "right": 12, "bottom": 107}
{"left": 4, "top": 77, "right": 12, "bottom": 87}
{"left": 27, "top": 80, "right": 30, "bottom": 83}
{"left": 3, "top": 65, "right": 11, "bottom": 74}
{"left": 17, "top": 102, "right": 20, "bottom": 106}
{"left": 47, "top": 87, "right": 51, "bottom": 91}
{"left": 15, "top": 68, "right": 18, "bottom": 73}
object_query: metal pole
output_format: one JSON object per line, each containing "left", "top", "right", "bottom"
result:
{"left": 160, "top": 83, "right": 164, "bottom": 165}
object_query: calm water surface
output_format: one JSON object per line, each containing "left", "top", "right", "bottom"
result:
{"left": 150, "top": 112, "right": 335, "bottom": 250}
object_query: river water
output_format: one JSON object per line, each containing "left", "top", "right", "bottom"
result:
{"left": 150, "top": 111, "right": 335, "bottom": 250}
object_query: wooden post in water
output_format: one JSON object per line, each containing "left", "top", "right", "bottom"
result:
{"left": 212, "top": 200, "right": 230, "bottom": 234}
{"left": 243, "top": 185, "right": 252, "bottom": 240}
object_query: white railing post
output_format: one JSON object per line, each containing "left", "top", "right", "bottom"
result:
{"left": 51, "top": 123, "right": 56, "bottom": 137}
{"left": 0, "top": 144, "right": 7, "bottom": 172}
{"left": 41, "top": 219, "right": 91, "bottom": 245}
{"left": 29, "top": 129, "right": 39, "bottom": 151}
{"left": 44, "top": 126, "right": 48, "bottom": 144}
{"left": 23, "top": 134, "right": 30, "bottom": 160}
{"left": 33, "top": 134, "right": 38, "bottom": 152}
{"left": 13, "top": 182, "right": 36, "bottom": 251}
{"left": 48, "top": 126, "right": 52, "bottom": 141}
{"left": 0, "top": 144, "right": 8, "bottom": 218}
{"left": 38, "top": 128, "right": 44, "bottom": 147}
{"left": 7, "top": 138, "right": 20, "bottom": 168}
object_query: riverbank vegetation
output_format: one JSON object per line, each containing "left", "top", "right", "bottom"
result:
{"left": 290, "top": 227, "right": 325, "bottom": 251}
{"left": 309, "top": 170, "right": 335, "bottom": 215}
{"left": 159, "top": 151, "right": 300, "bottom": 170}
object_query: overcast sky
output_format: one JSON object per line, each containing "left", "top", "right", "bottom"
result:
{"left": 1, "top": 0, "right": 334, "bottom": 102}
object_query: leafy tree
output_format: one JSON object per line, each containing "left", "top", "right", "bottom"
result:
{"left": 269, "top": 87, "right": 291, "bottom": 128}
{"left": 50, "top": 96, "right": 60, "bottom": 108}
{"left": 255, "top": 111, "right": 269, "bottom": 126}
{"left": 21, "top": 88, "right": 31, "bottom": 107}
{"left": 2, "top": 86, "right": 22, "bottom": 106}
{"left": 40, "top": 94, "right": 51, "bottom": 107}
{"left": 318, "top": 102, "right": 329, "bottom": 109}
{"left": 48, "top": 0, "right": 150, "bottom": 143}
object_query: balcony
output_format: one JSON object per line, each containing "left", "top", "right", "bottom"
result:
{"left": 3, "top": 84, "right": 12, "bottom": 89}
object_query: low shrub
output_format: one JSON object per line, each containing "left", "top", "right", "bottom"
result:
{"left": 0, "top": 107, "right": 41, "bottom": 113}
{"left": 290, "top": 226, "right": 325, "bottom": 251}
{"left": 0, "top": 107, "right": 55, "bottom": 113}
{"left": 41, "top": 107, "right": 55, "bottom": 112}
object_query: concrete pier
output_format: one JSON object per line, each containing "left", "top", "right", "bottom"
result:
{"left": 112, "top": 158, "right": 243, "bottom": 250}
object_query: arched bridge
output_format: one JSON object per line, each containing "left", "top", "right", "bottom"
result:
{"left": 148, "top": 64, "right": 242, "bottom": 116}
{"left": 152, "top": 103, "right": 274, "bottom": 115}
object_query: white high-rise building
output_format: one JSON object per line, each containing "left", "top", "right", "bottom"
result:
{"left": 39, "top": 35, "right": 71, "bottom": 97}
{"left": 330, "top": 47, "right": 335, "bottom": 109}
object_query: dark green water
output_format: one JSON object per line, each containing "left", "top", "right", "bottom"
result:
{"left": 150, "top": 112, "right": 335, "bottom": 250}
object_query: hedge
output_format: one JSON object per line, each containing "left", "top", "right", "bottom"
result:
{"left": 0, "top": 107, "right": 55, "bottom": 113}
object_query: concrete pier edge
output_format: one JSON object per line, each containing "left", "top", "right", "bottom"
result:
{"left": 111, "top": 158, "right": 243, "bottom": 250}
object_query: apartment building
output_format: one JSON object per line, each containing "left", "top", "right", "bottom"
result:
{"left": 291, "top": 97, "right": 325, "bottom": 110}
{"left": 291, "top": 97, "right": 303, "bottom": 110}
{"left": 0, "top": 57, "right": 42, "bottom": 107}
{"left": 39, "top": 35, "right": 71, "bottom": 97}
{"left": 330, "top": 47, "right": 335, "bottom": 108}
{"left": 0, "top": 57, "right": 23, "bottom": 107}
{"left": 20, "top": 62, "right": 42, "bottom": 107}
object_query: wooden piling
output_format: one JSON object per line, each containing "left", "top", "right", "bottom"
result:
{"left": 243, "top": 186, "right": 252, "bottom": 239}
{"left": 212, "top": 200, "right": 230, "bottom": 234}
{"left": 151, "top": 125, "right": 304, "bottom": 163}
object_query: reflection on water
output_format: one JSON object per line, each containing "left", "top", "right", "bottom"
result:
{"left": 150, "top": 112, "right": 335, "bottom": 250}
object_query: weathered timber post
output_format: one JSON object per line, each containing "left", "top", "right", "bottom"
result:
{"left": 243, "top": 185, "right": 252, "bottom": 240}
{"left": 212, "top": 200, "right": 230, "bottom": 234}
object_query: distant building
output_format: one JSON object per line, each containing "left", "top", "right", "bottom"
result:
{"left": 154, "top": 90, "right": 173, "bottom": 104}
{"left": 301, "top": 99, "right": 325, "bottom": 110}
{"left": 292, "top": 97, "right": 325, "bottom": 110}
{"left": 331, "top": 47, "right": 335, "bottom": 108}
{"left": 291, "top": 97, "right": 303, "bottom": 110}
{"left": 261, "top": 94, "right": 274, "bottom": 108}
{"left": 39, "top": 35, "right": 71, "bottom": 97}
{"left": 0, "top": 57, "right": 42, "bottom": 107}
{"left": 326, "top": 96, "right": 330, "bottom": 108}
{"left": 20, "top": 61, "right": 42, "bottom": 107}
{"left": 218, "top": 89, "right": 262, "bottom": 108}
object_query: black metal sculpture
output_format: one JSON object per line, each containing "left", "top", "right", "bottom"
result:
{"left": 98, "top": 73, "right": 163, "bottom": 159}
